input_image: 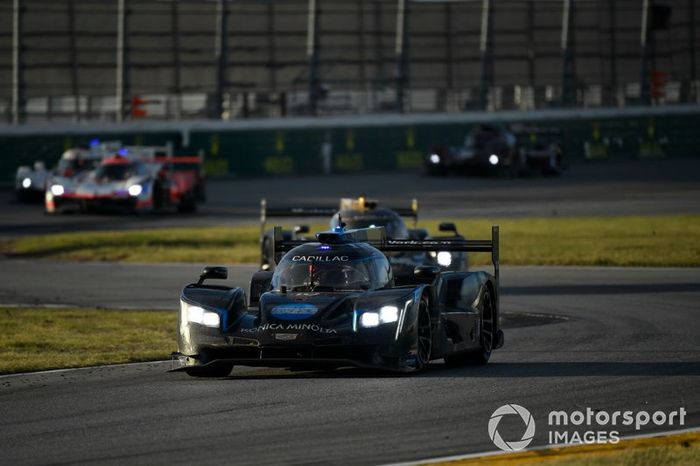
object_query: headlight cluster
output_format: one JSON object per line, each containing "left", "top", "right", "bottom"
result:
{"left": 128, "top": 184, "right": 143, "bottom": 197}
{"left": 358, "top": 305, "right": 399, "bottom": 328}
{"left": 50, "top": 184, "right": 65, "bottom": 196}
{"left": 22, "top": 178, "right": 31, "bottom": 189}
{"left": 180, "top": 300, "right": 220, "bottom": 328}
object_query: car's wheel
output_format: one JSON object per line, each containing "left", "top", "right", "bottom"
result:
{"left": 186, "top": 361, "right": 234, "bottom": 378}
{"left": 445, "top": 287, "right": 495, "bottom": 366}
{"left": 410, "top": 296, "right": 432, "bottom": 372}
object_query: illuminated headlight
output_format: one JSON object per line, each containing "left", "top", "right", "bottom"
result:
{"left": 128, "top": 184, "right": 143, "bottom": 197}
{"left": 489, "top": 154, "right": 499, "bottom": 165}
{"left": 358, "top": 305, "right": 400, "bottom": 328}
{"left": 181, "top": 301, "right": 220, "bottom": 328}
{"left": 429, "top": 154, "right": 441, "bottom": 164}
{"left": 50, "top": 184, "right": 65, "bottom": 196}
{"left": 437, "top": 251, "right": 452, "bottom": 267}
{"left": 22, "top": 177, "right": 31, "bottom": 189}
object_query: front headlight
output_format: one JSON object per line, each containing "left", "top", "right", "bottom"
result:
{"left": 22, "top": 177, "right": 31, "bottom": 189}
{"left": 429, "top": 154, "right": 441, "bottom": 164}
{"left": 180, "top": 300, "right": 220, "bottom": 328}
{"left": 436, "top": 251, "right": 452, "bottom": 267}
{"left": 50, "top": 184, "right": 65, "bottom": 196}
{"left": 358, "top": 305, "right": 400, "bottom": 328}
{"left": 128, "top": 184, "right": 143, "bottom": 197}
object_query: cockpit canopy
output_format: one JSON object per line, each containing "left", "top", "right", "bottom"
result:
{"left": 271, "top": 242, "right": 392, "bottom": 292}
{"left": 330, "top": 208, "right": 409, "bottom": 239}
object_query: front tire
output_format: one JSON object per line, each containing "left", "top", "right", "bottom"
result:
{"left": 445, "top": 287, "right": 495, "bottom": 366}
{"left": 409, "top": 296, "right": 432, "bottom": 372}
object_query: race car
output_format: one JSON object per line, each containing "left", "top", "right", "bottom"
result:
{"left": 45, "top": 150, "right": 205, "bottom": 214}
{"left": 426, "top": 124, "right": 563, "bottom": 176}
{"left": 14, "top": 147, "right": 103, "bottom": 202}
{"left": 259, "top": 196, "right": 468, "bottom": 283}
{"left": 172, "top": 224, "right": 503, "bottom": 376}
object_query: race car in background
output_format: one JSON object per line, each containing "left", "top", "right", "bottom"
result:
{"left": 259, "top": 196, "right": 468, "bottom": 284}
{"left": 172, "top": 224, "right": 503, "bottom": 376}
{"left": 14, "top": 145, "right": 107, "bottom": 202}
{"left": 45, "top": 147, "right": 205, "bottom": 214}
{"left": 426, "top": 124, "right": 563, "bottom": 177}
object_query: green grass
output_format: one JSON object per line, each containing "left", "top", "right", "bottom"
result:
{"left": 2, "top": 215, "right": 700, "bottom": 267}
{"left": 449, "top": 431, "right": 700, "bottom": 466}
{"left": 0, "top": 307, "right": 175, "bottom": 374}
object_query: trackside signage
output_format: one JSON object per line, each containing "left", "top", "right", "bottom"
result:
{"left": 488, "top": 404, "right": 687, "bottom": 452}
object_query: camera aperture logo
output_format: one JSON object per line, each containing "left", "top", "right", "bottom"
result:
{"left": 488, "top": 404, "right": 536, "bottom": 452}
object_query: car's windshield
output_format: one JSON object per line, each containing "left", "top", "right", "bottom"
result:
{"left": 94, "top": 163, "right": 139, "bottom": 181}
{"left": 273, "top": 260, "right": 372, "bottom": 292}
{"left": 58, "top": 158, "right": 100, "bottom": 172}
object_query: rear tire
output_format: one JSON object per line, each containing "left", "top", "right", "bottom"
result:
{"left": 444, "top": 287, "right": 495, "bottom": 366}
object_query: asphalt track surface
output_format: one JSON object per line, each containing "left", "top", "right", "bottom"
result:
{"left": 2, "top": 157, "right": 700, "bottom": 238}
{"left": 1, "top": 157, "right": 699, "bottom": 465}
{"left": 0, "top": 263, "right": 699, "bottom": 465}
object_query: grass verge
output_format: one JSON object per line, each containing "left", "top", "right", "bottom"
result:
{"left": 1, "top": 215, "right": 700, "bottom": 267}
{"left": 0, "top": 307, "right": 175, "bottom": 374}
{"left": 434, "top": 431, "right": 700, "bottom": 466}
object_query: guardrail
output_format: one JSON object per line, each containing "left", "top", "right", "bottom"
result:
{"left": 1, "top": 105, "right": 699, "bottom": 181}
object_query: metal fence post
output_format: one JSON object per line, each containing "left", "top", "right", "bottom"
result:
{"left": 11, "top": 0, "right": 25, "bottom": 124}
{"left": 307, "top": 0, "right": 320, "bottom": 116}
{"left": 561, "top": 0, "right": 576, "bottom": 107}
{"left": 395, "top": 0, "right": 409, "bottom": 113}
{"left": 479, "top": 0, "right": 494, "bottom": 110}
{"left": 640, "top": 0, "right": 651, "bottom": 105}
{"left": 116, "top": 0, "right": 128, "bottom": 122}
{"left": 214, "top": 0, "right": 229, "bottom": 119}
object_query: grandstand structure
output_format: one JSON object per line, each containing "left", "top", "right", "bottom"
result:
{"left": 0, "top": 0, "right": 697, "bottom": 123}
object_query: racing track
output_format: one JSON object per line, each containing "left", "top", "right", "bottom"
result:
{"left": 0, "top": 262, "right": 698, "bottom": 465}
{"left": 2, "top": 157, "right": 700, "bottom": 238}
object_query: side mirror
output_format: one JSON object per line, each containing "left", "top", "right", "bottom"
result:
{"left": 414, "top": 265, "right": 441, "bottom": 282}
{"left": 294, "top": 224, "right": 310, "bottom": 235}
{"left": 439, "top": 222, "right": 458, "bottom": 234}
{"left": 197, "top": 266, "right": 228, "bottom": 285}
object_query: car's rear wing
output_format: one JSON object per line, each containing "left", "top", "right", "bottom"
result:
{"left": 272, "top": 225, "right": 500, "bottom": 282}
{"left": 260, "top": 196, "right": 419, "bottom": 237}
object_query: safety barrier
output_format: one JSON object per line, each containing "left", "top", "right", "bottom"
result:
{"left": 1, "top": 105, "right": 699, "bottom": 181}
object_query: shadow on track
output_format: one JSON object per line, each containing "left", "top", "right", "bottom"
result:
{"left": 504, "top": 283, "right": 700, "bottom": 296}
{"left": 217, "top": 361, "right": 700, "bottom": 380}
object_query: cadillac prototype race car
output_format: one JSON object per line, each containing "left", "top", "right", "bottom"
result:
{"left": 259, "top": 196, "right": 468, "bottom": 284}
{"left": 15, "top": 146, "right": 104, "bottom": 202}
{"left": 172, "top": 224, "right": 503, "bottom": 376}
{"left": 426, "top": 124, "right": 563, "bottom": 177}
{"left": 45, "top": 148, "right": 205, "bottom": 214}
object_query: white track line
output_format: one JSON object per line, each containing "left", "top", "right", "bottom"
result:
{"left": 0, "top": 360, "right": 171, "bottom": 379}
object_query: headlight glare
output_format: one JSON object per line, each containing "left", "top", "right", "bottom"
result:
{"left": 429, "top": 154, "right": 440, "bottom": 164}
{"left": 360, "top": 312, "right": 380, "bottom": 328}
{"left": 181, "top": 301, "right": 220, "bottom": 328}
{"left": 128, "top": 184, "right": 143, "bottom": 196}
{"left": 379, "top": 305, "right": 399, "bottom": 323}
{"left": 437, "top": 251, "right": 452, "bottom": 267}
{"left": 22, "top": 177, "right": 31, "bottom": 188}
{"left": 50, "top": 184, "right": 65, "bottom": 196}
{"left": 489, "top": 154, "right": 499, "bottom": 165}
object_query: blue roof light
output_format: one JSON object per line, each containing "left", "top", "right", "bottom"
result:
{"left": 319, "top": 244, "right": 331, "bottom": 250}
{"left": 89, "top": 138, "right": 100, "bottom": 146}
{"left": 117, "top": 148, "right": 128, "bottom": 156}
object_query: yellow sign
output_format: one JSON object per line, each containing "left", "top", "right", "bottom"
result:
{"left": 204, "top": 159, "right": 229, "bottom": 176}
{"left": 335, "top": 153, "right": 364, "bottom": 171}
{"left": 406, "top": 128, "right": 415, "bottom": 148}
{"left": 265, "top": 156, "right": 294, "bottom": 174}
{"left": 275, "top": 132, "right": 285, "bottom": 154}
{"left": 396, "top": 150, "right": 423, "bottom": 169}
{"left": 210, "top": 134, "right": 220, "bottom": 156}
{"left": 345, "top": 130, "right": 355, "bottom": 152}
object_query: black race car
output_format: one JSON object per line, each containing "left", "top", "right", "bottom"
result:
{"left": 259, "top": 196, "right": 468, "bottom": 284}
{"left": 426, "top": 124, "right": 563, "bottom": 176}
{"left": 172, "top": 225, "right": 503, "bottom": 376}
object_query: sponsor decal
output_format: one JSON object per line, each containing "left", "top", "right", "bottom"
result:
{"left": 241, "top": 323, "right": 338, "bottom": 334}
{"left": 292, "top": 255, "right": 349, "bottom": 262}
{"left": 271, "top": 303, "right": 318, "bottom": 320}
{"left": 275, "top": 333, "right": 298, "bottom": 341}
